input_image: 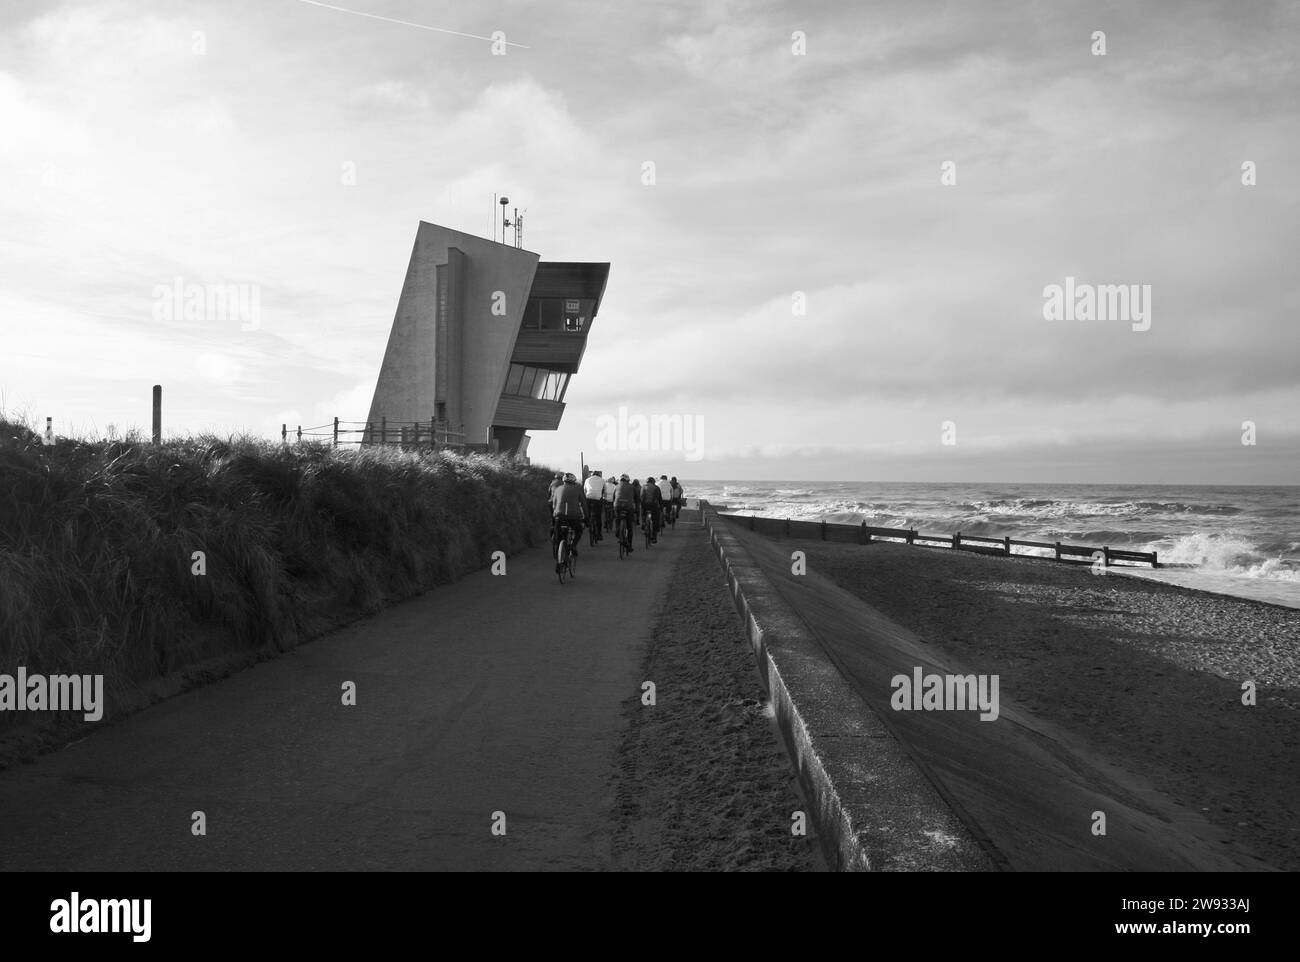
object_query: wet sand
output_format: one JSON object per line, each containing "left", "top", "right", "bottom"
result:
{"left": 803, "top": 540, "right": 1300, "bottom": 871}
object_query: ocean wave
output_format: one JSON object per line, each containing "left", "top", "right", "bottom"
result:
{"left": 1139, "top": 533, "right": 1300, "bottom": 582}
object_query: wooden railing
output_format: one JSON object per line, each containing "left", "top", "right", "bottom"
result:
{"left": 283, "top": 418, "right": 469, "bottom": 450}
{"left": 712, "top": 505, "right": 1158, "bottom": 569}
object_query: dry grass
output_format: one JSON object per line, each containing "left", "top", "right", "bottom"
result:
{"left": 0, "top": 417, "right": 552, "bottom": 739}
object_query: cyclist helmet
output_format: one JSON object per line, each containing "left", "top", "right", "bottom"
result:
{"left": 620, "top": 473, "right": 630, "bottom": 481}
{"left": 563, "top": 472, "right": 577, "bottom": 483}
{"left": 671, "top": 476, "right": 678, "bottom": 483}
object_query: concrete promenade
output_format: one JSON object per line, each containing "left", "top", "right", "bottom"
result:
{"left": 721, "top": 519, "right": 1274, "bottom": 871}
{"left": 0, "top": 527, "right": 685, "bottom": 871}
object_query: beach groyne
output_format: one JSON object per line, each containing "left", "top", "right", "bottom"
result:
{"left": 725, "top": 511, "right": 1159, "bottom": 568}
{"left": 693, "top": 500, "right": 994, "bottom": 871}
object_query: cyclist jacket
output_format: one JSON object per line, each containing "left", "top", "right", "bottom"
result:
{"left": 613, "top": 480, "right": 636, "bottom": 507}
{"left": 583, "top": 475, "right": 605, "bottom": 499}
{"left": 641, "top": 483, "right": 661, "bottom": 506}
{"left": 552, "top": 482, "right": 587, "bottom": 519}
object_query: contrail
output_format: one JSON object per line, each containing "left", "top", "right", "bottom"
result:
{"left": 294, "top": 0, "right": 530, "bottom": 48}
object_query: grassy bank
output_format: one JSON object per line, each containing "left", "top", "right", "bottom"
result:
{"left": 0, "top": 419, "right": 552, "bottom": 752}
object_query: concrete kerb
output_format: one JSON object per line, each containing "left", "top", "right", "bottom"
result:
{"left": 699, "top": 500, "right": 992, "bottom": 872}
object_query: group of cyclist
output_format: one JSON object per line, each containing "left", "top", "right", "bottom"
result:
{"left": 548, "top": 471, "right": 685, "bottom": 559}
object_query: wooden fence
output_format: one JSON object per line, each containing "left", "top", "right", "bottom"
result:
{"left": 711, "top": 504, "right": 1158, "bottom": 569}
{"left": 283, "top": 418, "right": 472, "bottom": 451}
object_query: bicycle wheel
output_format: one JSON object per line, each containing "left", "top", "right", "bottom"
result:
{"left": 556, "top": 538, "right": 568, "bottom": 584}
{"left": 644, "top": 518, "right": 652, "bottom": 550}
{"left": 568, "top": 533, "right": 577, "bottom": 577}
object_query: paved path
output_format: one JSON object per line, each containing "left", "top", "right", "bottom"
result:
{"left": 0, "top": 525, "right": 686, "bottom": 871}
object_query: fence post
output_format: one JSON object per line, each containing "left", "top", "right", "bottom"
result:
{"left": 152, "top": 384, "right": 162, "bottom": 444}
{"left": 297, "top": 425, "right": 302, "bottom": 442}
{"left": 907, "top": 529, "right": 915, "bottom": 545}
{"left": 281, "top": 423, "right": 287, "bottom": 443}
{"left": 1054, "top": 541, "right": 1061, "bottom": 562}
{"left": 1004, "top": 536, "right": 1011, "bottom": 557}
{"left": 749, "top": 514, "right": 755, "bottom": 531}
{"left": 954, "top": 531, "right": 961, "bottom": 550}
{"left": 1152, "top": 551, "right": 1158, "bottom": 569}
{"left": 1103, "top": 546, "right": 1110, "bottom": 568}
{"left": 859, "top": 521, "right": 866, "bottom": 544}
{"left": 381, "top": 417, "right": 387, "bottom": 446}
{"left": 430, "top": 417, "right": 436, "bottom": 451}
{"left": 333, "top": 417, "right": 339, "bottom": 448}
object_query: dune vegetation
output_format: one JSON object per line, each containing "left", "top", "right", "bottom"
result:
{"left": 0, "top": 418, "right": 552, "bottom": 744}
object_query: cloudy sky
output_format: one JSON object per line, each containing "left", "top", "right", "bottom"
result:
{"left": 2, "top": 0, "right": 1296, "bottom": 483}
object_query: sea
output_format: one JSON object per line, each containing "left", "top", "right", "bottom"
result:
{"left": 687, "top": 480, "right": 1300, "bottom": 609}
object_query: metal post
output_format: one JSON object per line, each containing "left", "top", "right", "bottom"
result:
{"left": 152, "top": 384, "right": 162, "bottom": 444}
{"left": 333, "top": 417, "right": 339, "bottom": 448}
{"left": 297, "top": 425, "right": 302, "bottom": 442}
{"left": 1152, "top": 551, "right": 1158, "bottom": 569}
{"left": 955, "top": 531, "right": 961, "bottom": 550}
{"left": 1054, "top": 541, "right": 1061, "bottom": 562}
{"left": 281, "top": 423, "right": 287, "bottom": 443}
{"left": 1103, "top": 546, "right": 1110, "bottom": 568}
{"left": 1004, "top": 536, "right": 1011, "bottom": 556}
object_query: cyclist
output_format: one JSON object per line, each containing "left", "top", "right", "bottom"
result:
{"left": 551, "top": 472, "right": 587, "bottom": 561}
{"left": 583, "top": 470, "right": 605, "bottom": 542}
{"left": 659, "top": 475, "right": 674, "bottom": 526}
{"left": 670, "top": 477, "right": 684, "bottom": 517}
{"left": 631, "top": 477, "right": 642, "bottom": 526}
{"left": 641, "top": 475, "right": 662, "bottom": 543}
{"left": 548, "top": 473, "right": 564, "bottom": 502}
{"left": 603, "top": 472, "right": 618, "bottom": 532}
{"left": 613, "top": 473, "right": 637, "bottom": 552}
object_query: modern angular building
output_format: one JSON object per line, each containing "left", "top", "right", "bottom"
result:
{"left": 364, "top": 221, "right": 609, "bottom": 459}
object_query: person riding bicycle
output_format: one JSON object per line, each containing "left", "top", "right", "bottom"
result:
{"left": 659, "top": 475, "right": 675, "bottom": 525}
{"left": 551, "top": 472, "right": 587, "bottom": 559}
{"left": 670, "top": 476, "right": 683, "bottom": 514}
{"left": 613, "top": 473, "right": 637, "bottom": 552}
{"left": 631, "top": 477, "right": 642, "bottom": 525}
{"left": 641, "top": 475, "right": 663, "bottom": 543}
{"left": 583, "top": 470, "right": 605, "bottom": 543}
{"left": 603, "top": 472, "right": 618, "bottom": 531}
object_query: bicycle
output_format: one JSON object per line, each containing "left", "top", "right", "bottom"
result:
{"left": 555, "top": 523, "right": 578, "bottom": 584}
{"left": 665, "top": 502, "right": 677, "bottom": 529}
{"left": 617, "top": 510, "right": 633, "bottom": 559}
{"left": 643, "top": 510, "right": 655, "bottom": 550}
